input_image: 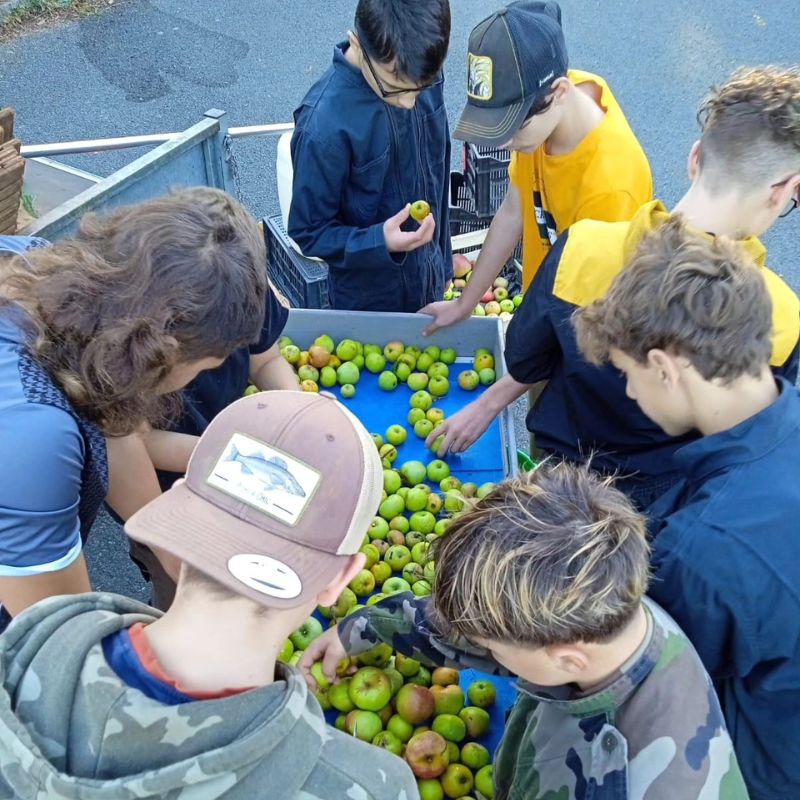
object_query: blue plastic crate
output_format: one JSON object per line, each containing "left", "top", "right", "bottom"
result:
{"left": 264, "top": 213, "right": 330, "bottom": 309}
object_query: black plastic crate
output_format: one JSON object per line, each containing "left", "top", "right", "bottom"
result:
{"left": 263, "top": 214, "right": 330, "bottom": 309}
{"left": 462, "top": 142, "right": 511, "bottom": 218}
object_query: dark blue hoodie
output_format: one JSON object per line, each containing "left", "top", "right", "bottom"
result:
{"left": 289, "top": 43, "right": 452, "bottom": 312}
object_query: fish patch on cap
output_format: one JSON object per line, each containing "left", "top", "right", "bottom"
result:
{"left": 206, "top": 433, "right": 320, "bottom": 526}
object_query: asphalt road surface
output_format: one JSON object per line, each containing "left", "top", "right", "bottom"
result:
{"left": 1, "top": 0, "right": 797, "bottom": 602}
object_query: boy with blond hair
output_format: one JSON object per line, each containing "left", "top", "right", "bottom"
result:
{"left": 301, "top": 463, "right": 747, "bottom": 800}
{"left": 575, "top": 218, "right": 800, "bottom": 800}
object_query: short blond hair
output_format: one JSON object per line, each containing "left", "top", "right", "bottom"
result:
{"left": 573, "top": 216, "right": 773, "bottom": 381}
{"left": 698, "top": 65, "right": 800, "bottom": 188}
{"left": 431, "top": 462, "right": 649, "bottom": 647}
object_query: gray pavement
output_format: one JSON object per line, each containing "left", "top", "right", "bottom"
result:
{"left": 1, "top": 0, "right": 798, "bottom": 601}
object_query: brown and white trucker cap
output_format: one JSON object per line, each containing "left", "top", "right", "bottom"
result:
{"left": 125, "top": 391, "right": 382, "bottom": 609}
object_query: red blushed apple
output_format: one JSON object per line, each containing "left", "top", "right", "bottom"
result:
{"left": 395, "top": 683, "right": 436, "bottom": 724}
{"left": 453, "top": 253, "right": 472, "bottom": 279}
{"left": 481, "top": 290, "right": 494, "bottom": 303}
{"left": 405, "top": 731, "right": 450, "bottom": 779}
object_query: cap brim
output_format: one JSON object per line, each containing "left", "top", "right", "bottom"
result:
{"left": 453, "top": 98, "right": 533, "bottom": 147}
{"left": 125, "top": 481, "right": 351, "bottom": 610}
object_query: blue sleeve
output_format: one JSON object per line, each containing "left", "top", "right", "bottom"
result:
{"left": 288, "top": 128, "right": 400, "bottom": 272}
{"left": 0, "top": 402, "right": 83, "bottom": 575}
{"left": 249, "top": 283, "right": 289, "bottom": 355}
{"left": 503, "top": 233, "right": 566, "bottom": 384}
{"left": 773, "top": 340, "right": 799, "bottom": 385}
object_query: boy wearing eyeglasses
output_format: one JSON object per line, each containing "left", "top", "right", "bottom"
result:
{"left": 289, "top": 0, "right": 452, "bottom": 312}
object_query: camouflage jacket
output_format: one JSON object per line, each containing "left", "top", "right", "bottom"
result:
{"left": 0, "top": 593, "right": 419, "bottom": 800}
{"left": 338, "top": 594, "right": 749, "bottom": 800}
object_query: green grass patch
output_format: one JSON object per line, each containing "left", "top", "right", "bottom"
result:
{"left": 1, "top": 0, "right": 105, "bottom": 38}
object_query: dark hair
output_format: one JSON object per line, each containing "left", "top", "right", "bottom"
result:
{"left": 573, "top": 216, "right": 773, "bottom": 381}
{"left": 0, "top": 188, "right": 268, "bottom": 436}
{"left": 355, "top": 0, "right": 451, "bottom": 84}
{"left": 432, "top": 462, "right": 649, "bottom": 647}
{"left": 523, "top": 91, "right": 557, "bottom": 121}
{"left": 181, "top": 564, "right": 272, "bottom": 617}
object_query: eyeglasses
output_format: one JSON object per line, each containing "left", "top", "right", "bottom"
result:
{"left": 772, "top": 176, "right": 799, "bottom": 219}
{"left": 358, "top": 40, "right": 443, "bottom": 98}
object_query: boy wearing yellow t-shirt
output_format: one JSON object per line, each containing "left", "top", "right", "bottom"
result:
{"left": 421, "top": 0, "right": 652, "bottom": 333}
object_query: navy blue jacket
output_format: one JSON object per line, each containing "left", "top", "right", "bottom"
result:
{"left": 505, "top": 230, "right": 799, "bottom": 507}
{"left": 647, "top": 378, "right": 800, "bottom": 800}
{"left": 289, "top": 44, "right": 451, "bottom": 312}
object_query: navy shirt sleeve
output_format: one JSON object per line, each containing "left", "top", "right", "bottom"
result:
{"left": 249, "top": 283, "right": 289, "bottom": 355}
{"left": 0, "top": 401, "right": 83, "bottom": 575}
{"left": 504, "top": 233, "right": 567, "bottom": 385}
{"left": 288, "top": 127, "right": 399, "bottom": 272}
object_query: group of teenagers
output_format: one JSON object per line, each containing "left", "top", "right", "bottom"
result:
{"left": 0, "top": 0, "right": 797, "bottom": 798}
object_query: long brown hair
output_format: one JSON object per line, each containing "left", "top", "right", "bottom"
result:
{"left": 0, "top": 188, "right": 267, "bottom": 436}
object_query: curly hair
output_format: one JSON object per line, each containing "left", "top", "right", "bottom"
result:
{"left": 431, "top": 462, "right": 649, "bottom": 647}
{"left": 573, "top": 216, "right": 773, "bottom": 382}
{"left": 0, "top": 188, "right": 268, "bottom": 436}
{"left": 697, "top": 65, "right": 800, "bottom": 187}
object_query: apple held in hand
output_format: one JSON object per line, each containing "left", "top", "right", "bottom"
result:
{"left": 405, "top": 731, "right": 450, "bottom": 779}
{"left": 410, "top": 200, "right": 431, "bottom": 222}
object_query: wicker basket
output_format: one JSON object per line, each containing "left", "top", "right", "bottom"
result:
{"left": 0, "top": 108, "right": 25, "bottom": 235}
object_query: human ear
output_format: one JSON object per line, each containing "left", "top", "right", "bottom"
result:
{"left": 547, "top": 645, "right": 588, "bottom": 675}
{"left": 550, "top": 76, "right": 571, "bottom": 103}
{"left": 347, "top": 30, "right": 361, "bottom": 56}
{"left": 687, "top": 141, "right": 701, "bottom": 182}
{"left": 316, "top": 553, "right": 365, "bottom": 606}
{"left": 647, "top": 350, "right": 680, "bottom": 387}
{"left": 770, "top": 174, "right": 800, "bottom": 211}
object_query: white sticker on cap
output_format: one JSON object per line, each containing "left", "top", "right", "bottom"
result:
{"left": 467, "top": 53, "right": 493, "bottom": 100}
{"left": 228, "top": 554, "right": 302, "bottom": 599}
{"left": 206, "top": 433, "right": 320, "bottom": 526}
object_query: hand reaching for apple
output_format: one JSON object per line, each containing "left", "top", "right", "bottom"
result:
{"left": 384, "top": 204, "right": 436, "bottom": 254}
{"left": 424, "top": 400, "right": 493, "bottom": 457}
{"left": 297, "top": 625, "right": 348, "bottom": 690}
{"left": 418, "top": 299, "right": 469, "bottom": 336}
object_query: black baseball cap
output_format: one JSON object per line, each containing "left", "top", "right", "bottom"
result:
{"left": 454, "top": 1, "right": 568, "bottom": 147}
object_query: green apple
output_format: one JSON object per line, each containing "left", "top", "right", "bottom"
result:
{"left": 334, "top": 713, "right": 347, "bottom": 731}
{"left": 444, "top": 491, "right": 465, "bottom": 513}
{"left": 371, "top": 561, "right": 392, "bottom": 585}
{"left": 439, "top": 476, "right": 461, "bottom": 492}
{"left": 445, "top": 740, "right": 460, "bottom": 765}
{"left": 281, "top": 344, "right": 301, "bottom": 365}
{"left": 331, "top": 587, "right": 357, "bottom": 618}
{"left": 372, "top": 729, "right": 403, "bottom": 756}
{"left": 384, "top": 341, "right": 405, "bottom": 362}
{"left": 414, "top": 418, "right": 435, "bottom": 439}
{"left": 409, "top": 511, "right": 436, "bottom": 535}
{"left": 372, "top": 433, "right": 384, "bottom": 449}
{"left": 311, "top": 334, "right": 333, "bottom": 352}
{"left": 383, "top": 576, "right": 412, "bottom": 595}
{"left": 384, "top": 667, "right": 404, "bottom": 696}
{"left": 395, "top": 652, "right": 421, "bottom": 677}
{"left": 348, "top": 667, "right": 392, "bottom": 711}
{"left": 405, "top": 486, "right": 429, "bottom": 512}
{"left": 416, "top": 353, "right": 435, "bottom": 374}
{"left": 472, "top": 304, "right": 486, "bottom": 316}
{"left": 369, "top": 516, "right": 390, "bottom": 540}
{"left": 432, "top": 713, "right": 466, "bottom": 743}
{"left": 406, "top": 665, "right": 432, "bottom": 687}
{"left": 411, "top": 541, "right": 431, "bottom": 564}
{"left": 466, "top": 680, "right": 497, "bottom": 708}
{"left": 319, "top": 366, "right": 337, "bottom": 387}
{"left": 402, "top": 561, "right": 425, "bottom": 584}
{"left": 335, "top": 339, "right": 358, "bottom": 361}
{"left": 459, "top": 706, "right": 490, "bottom": 738}
{"left": 426, "top": 493, "right": 443, "bottom": 515}
{"left": 389, "top": 516, "right": 410, "bottom": 534}
{"left": 278, "top": 335, "right": 294, "bottom": 350}
{"left": 277, "top": 638, "right": 294, "bottom": 663}
{"left": 432, "top": 685, "right": 465, "bottom": 717}
{"left": 345, "top": 709, "right": 383, "bottom": 741}
{"left": 428, "top": 363, "right": 449, "bottom": 380}
{"left": 408, "top": 407, "right": 426, "bottom": 426}
{"left": 378, "top": 371, "right": 398, "bottom": 391}
{"left": 439, "top": 348, "right": 457, "bottom": 364}
{"left": 387, "top": 713, "right": 415, "bottom": 743}
{"left": 379, "top": 494, "right": 405, "bottom": 520}
{"left": 476, "top": 482, "right": 495, "bottom": 499}
{"left": 423, "top": 345, "right": 441, "bottom": 361}
{"left": 357, "top": 642, "right": 393, "bottom": 667}
{"left": 383, "top": 469, "right": 402, "bottom": 494}
{"left": 288, "top": 651, "right": 303, "bottom": 666}
{"left": 398, "top": 352, "right": 418, "bottom": 371}
{"left": 513, "top": 292, "right": 524, "bottom": 307}
{"left": 457, "top": 370, "right": 480, "bottom": 391}
{"left": 348, "top": 568, "right": 376, "bottom": 597}
{"left": 360, "top": 543, "right": 380, "bottom": 568}
{"left": 289, "top": 616, "right": 324, "bottom": 650}
{"left": 441, "top": 764, "right": 474, "bottom": 798}
{"left": 474, "top": 351, "right": 494, "bottom": 370}
{"left": 363, "top": 342, "right": 381, "bottom": 356}
{"left": 329, "top": 679, "right": 355, "bottom": 712}
{"left": 412, "top": 579, "right": 432, "bottom": 596}
{"left": 423, "top": 560, "right": 436, "bottom": 583}
{"left": 379, "top": 443, "right": 398, "bottom": 464}
{"left": 336, "top": 362, "right": 360, "bottom": 385}
{"left": 434, "top": 520, "right": 450, "bottom": 539}
{"left": 340, "top": 383, "right": 356, "bottom": 399}
{"left": 499, "top": 298, "right": 515, "bottom": 314}
{"left": 310, "top": 661, "right": 331, "bottom": 691}
{"left": 386, "top": 424, "right": 408, "bottom": 446}
{"left": 461, "top": 742, "right": 490, "bottom": 771}
{"left": 407, "top": 371, "right": 430, "bottom": 391}
{"left": 426, "top": 407, "right": 445, "bottom": 425}
{"left": 409, "top": 390, "right": 433, "bottom": 411}
{"left": 405, "top": 530, "right": 427, "bottom": 548}
{"left": 479, "top": 368, "right": 496, "bottom": 385}
{"left": 401, "top": 460, "right": 428, "bottom": 486}
{"left": 365, "top": 351, "right": 386, "bottom": 373}
{"left": 475, "top": 765, "right": 494, "bottom": 799}
{"left": 460, "top": 482, "right": 477, "bottom": 498}
{"left": 493, "top": 287, "right": 509, "bottom": 302}
{"left": 394, "top": 362, "right": 412, "bottom": 382}
{"left": 429, "top": 376, "right": 449, "bottom": 397}
{"left": 417, "top": 780, "right": 444, "bottom": 800}
{"left": 366, "top": 592, "right": 387, "bottom": 607}
{"left": 385, "top": 544, "right": 412, "bottom": 571}
{"left": 426, "top": 460, "right": 450, "bottom": 483}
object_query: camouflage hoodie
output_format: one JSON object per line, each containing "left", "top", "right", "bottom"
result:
{"left": 338, "top": 594, "right": 749, "bottom": 800}
{"left": 0, "top": 593, "right": 418, "bottom": 800}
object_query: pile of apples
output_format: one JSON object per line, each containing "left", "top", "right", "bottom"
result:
{"left": 445, "top": 254, "right": 524, "bottom": 321}
{"left": 276, "top": 334, "right": 498, "bottom": 396}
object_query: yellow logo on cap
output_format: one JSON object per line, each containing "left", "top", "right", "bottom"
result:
{"left": 467, "top": 53, "right": 493, "bottom": 101}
